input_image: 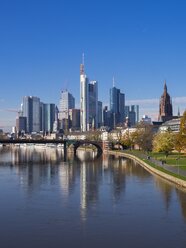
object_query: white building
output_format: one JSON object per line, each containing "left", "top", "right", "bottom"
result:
{"left": 59, "top": 90, "right": 75, "bottom": 120}
{"left": 80, "top": 63, "right": 89, "bottom": 132}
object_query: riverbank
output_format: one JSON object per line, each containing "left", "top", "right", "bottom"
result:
{"left": 108, "top": 150, "right": 186, "bottom": 188}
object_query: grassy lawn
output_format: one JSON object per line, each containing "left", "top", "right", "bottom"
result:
{"left": 149, "top": 152, "right": 186, "bottom": 169}
{"left": 119, "top": 149, "right": 186, "bottom": 181}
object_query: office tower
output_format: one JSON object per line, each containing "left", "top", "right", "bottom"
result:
{"left": 128, "top": 111, "right": 136, "bottom": 126}
{"left": 98, "top": 101, "right": 102, "bottom": 128}
{"left": 16, "top": 116, "right": 27, "bottom": 133}
{"left": 131, "top": 105, "right": 139, "bottom": 123}
{"left": 69, "top": 109, "right": 80, "bottom": 130}
{"left": 59, "top": 90, "right": 75, "bottom": 120}
{"left": 103, "top": 106, "right": 113, "bottom": 128}
{"left": 125, "top": 106, "right": 130, "bottom": 120}
{"left": 103, "top": 106, "right": 109, "bottom": 126}
{"left": 40, "top": 102, "right": 44, "bottom": 131}
{"left": 43, "top": 104, "right": 55, "bottom": 133}
{"left": 53, "top": 106, "right": 59, "bottom": 132}
{"left": 158, "top": 81, "right": 173, "bottom": 122}
{"left": 119, "top": 92, "right": 125, "bottom": 122}
{"left": 22, "top": 96, "right": 40, "bottom": 133}
{"left": 88, "top": 81, "right": 98, "bottom": 129}
{"left": 110, "top": 84, "right": 125, "bottom": 127}
{"left": 80, "top": 60, "right": 89, "bottom": 132}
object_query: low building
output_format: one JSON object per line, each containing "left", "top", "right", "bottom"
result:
{"left": 159, "top": 118, "right": 180, "bottom": 133}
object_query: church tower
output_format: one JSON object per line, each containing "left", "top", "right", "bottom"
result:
{"left": 158, "top": 81, "right": 173, "bottom": 122}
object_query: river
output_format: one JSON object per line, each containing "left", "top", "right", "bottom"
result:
{"left": 0, "top": 145, "right": 186, "bottom": 248}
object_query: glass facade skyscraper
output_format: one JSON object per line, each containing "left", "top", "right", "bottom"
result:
{"left": 22, "top": 96, "right": 40, "bottom": 133}
{"left": 43, "top": 104, "right": 55, "bottom": 133}
{"left": 109, "top": 86, "right": 125, "bottom": 127}
{"left": 88, "top": 81, "right": 98, "bottom": 129}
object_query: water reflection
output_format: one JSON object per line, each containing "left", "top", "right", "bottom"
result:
{"left": 1, "top": 146, "right": 186, "bottom": 223}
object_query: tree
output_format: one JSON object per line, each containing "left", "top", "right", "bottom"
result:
{"left": 174, "top": 133, "right": 184, "bottom": 154}
{"left": 179, "top": 110, "right": 186, "bottom": 151}
{"left": 131, "top": 123, "right": 153, "bottom": 152}
{"left": 153, "top": 130, "right": 175, "bottom": 157}
{"left": 180, "top": 110, "right": 186, "bottom": 135}
{"left": 120, "top": 129, "right": 134, "bottom": 149}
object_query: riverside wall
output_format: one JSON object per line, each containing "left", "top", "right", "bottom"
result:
{"left": 108, "top": 150, "right": 186, "bottom": 188}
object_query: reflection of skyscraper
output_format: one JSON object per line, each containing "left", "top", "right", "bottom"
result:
{"left": 22, "top": 96, "right": 40, "bottom": 133}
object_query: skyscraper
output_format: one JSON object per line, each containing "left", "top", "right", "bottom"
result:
{"left": 80, "top": 59, "right": 89, "bottom": 132}
{"left": 131, "top": 105, "right": 139, "bottom": 123}
{"left": 88, "top": 81, "right": 98, "bottom": 129}
{"left": 43, "top": 104, "right": 55, "bottom": 133}
{"left": 158, "top": 82, "right": 173, "bottom": 122}
{"left": 109, "top": 83, "right": 125, "bottom": 127}
{"left": 98, "top": 101, "right": 103, "bottom": 128}
{"left": 59, "top": 90, "right": 75, "bottom": 120}
{"left": 22, "top": 96, "right": 40, "bottom": 133}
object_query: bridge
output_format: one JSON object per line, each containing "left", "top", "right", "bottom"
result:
{"left": 67, "top": 140, "right": 103, "bottom": 156}
{"left": 0, "top": 139, "right": 103, "bottom": 158}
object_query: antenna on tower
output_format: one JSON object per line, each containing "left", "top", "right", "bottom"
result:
{"left": 82, "top": 53, "right": 85, "bottom": 65}
{"left": 113, "top": 76, "right": 115, "bottom": 87}
{"left": 80, "top": 53, "right": 85, "bottom": 75}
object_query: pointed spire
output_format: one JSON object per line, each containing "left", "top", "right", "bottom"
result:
{"left": 164, "top": 80, "right": 167, "bottom": 92}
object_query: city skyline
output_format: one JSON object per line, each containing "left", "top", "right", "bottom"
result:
{"left": 1, "top": 0, "right": 186, "bottom": 129}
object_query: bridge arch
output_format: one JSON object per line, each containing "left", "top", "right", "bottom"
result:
{"left": 72, "top": 140, "right": 103, "bottom": 156}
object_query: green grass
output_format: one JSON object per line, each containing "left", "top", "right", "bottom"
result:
{"left": 116, "top": 149, "right": 186, "bottom": 181}
{"left": 149, "top": 152, "right": 186, "bottom": 168}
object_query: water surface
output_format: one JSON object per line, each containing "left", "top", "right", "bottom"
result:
{"left": 0, "top": 146, "right": 186, "bottom": 248}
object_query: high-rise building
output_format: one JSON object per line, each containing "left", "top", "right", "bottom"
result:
{"left": 109, "top": 84, "right": 125, "bottom": 127}
{"left": 158, "top": 82, "right": 173, "bottom": 122}
{"left": 22, "top": 96, "right": 40, "bottom": 133}
{"left": 69, "top": 109, "right": 80, "bottom": 130}
{"left": 59, "top": 90, "right": 75, "bottom": 120}
{"left": 98, "top": 101, "right": 103, "bottom": 128}
{"left": 128, "top": 111, "right": 136, "bottom": 126}
{"left": 88, "top": 81, "right": 98, "bottom": 129}
{"left": 124, "top": 106, "right": 130, "bottom": 120}
{"left": 125, "top": 105, "right": 139, "bottom": 126}
{"left": 80, "top": 61, "right": 89, "bottom": 132}
{"left": 16, "top": 116, "right": 27, "bottom": 133}
{"left": 43, "top": 104, "right": 55, "bottom": 133}
{"left": 131, "top": 105, "right": 139, "bottom": 123}
{"left": 103, "top": 106, "right": 113, "bottom": 128}
{"left": 119, "top": 93, "right": 125, "bottom": 122}
{"left": 53, "top": 106, "right": 59, "bottom": 132}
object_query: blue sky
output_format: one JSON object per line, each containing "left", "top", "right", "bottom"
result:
{"left": 0, "top": 0, "right": 186, "bottom": 129}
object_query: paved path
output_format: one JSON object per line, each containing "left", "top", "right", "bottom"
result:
{"left": 136, "top": 153, "right": 186, "bottom": 178}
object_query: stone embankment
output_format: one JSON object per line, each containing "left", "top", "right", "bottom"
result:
{"left": 108, "top": 150, "right": 186, "bottom": 188}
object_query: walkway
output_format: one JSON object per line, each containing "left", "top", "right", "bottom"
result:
{"left": 128, "top": 151, "right": 186, "bottom": 178}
